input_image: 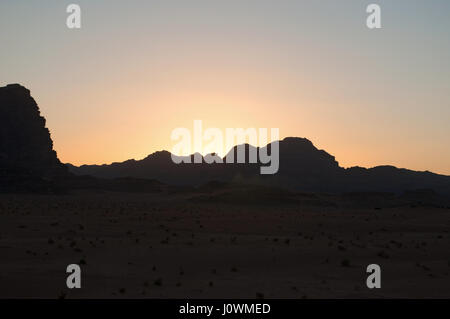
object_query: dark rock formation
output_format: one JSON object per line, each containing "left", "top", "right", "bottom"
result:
{"left": 68, "top": 137, "right": 450, "bottom": 196}
{"left": 2, "top": 83, "right": 448, "bottom": 196}
{"left": 0, "top": 84, "right": 67, "bottom": 192}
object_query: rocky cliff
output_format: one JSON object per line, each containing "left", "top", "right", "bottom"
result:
{"left": 0, "top": 84, "right": 67, "bottom": 192}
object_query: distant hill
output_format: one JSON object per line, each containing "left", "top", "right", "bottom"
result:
{"left": 68, "top": 137, "right": 450, "bottom": 196}
{"left": 1, "top": 83, "right": 449, "bottom": 196}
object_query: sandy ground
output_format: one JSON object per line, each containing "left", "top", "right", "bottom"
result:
{"left": 0, "top": 190, "right": 449, "bottom": 298}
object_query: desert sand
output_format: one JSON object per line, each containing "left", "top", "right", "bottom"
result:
{"left": 1, "top": 186, "right": 449, "bottom": 299}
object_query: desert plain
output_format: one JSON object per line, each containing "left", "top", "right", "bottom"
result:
{"left": 1, "top": 185, "right": 449, "bottom": 298}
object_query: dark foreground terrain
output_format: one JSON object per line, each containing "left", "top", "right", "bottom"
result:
{"left": 1, "top": 186, "right": 449, "bottom": 298}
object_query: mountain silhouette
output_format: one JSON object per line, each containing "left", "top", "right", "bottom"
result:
{"left": 0, "top": 84, "right": 68, "bottom": 192}
{"left": 1, "top": 83, "right": 449, "bottom": 196}
{"left": 68, "top": 138, "right": 450, "bottom": 195}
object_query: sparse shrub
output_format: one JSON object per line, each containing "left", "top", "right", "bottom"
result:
{"left": 377, "top": 250, "right": 389, "bottom": 259}
{"left": 341, "top": 259, "right": 350, "bottom": 267}
{"left": 58, "top": 291, "right": 67, "bottom": 299}
{"left": 154, "top": 278, "right": 163, "bottom": 286}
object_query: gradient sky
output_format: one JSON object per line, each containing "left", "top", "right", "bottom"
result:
{"left": 1, "top": 0, "right": 449, "bottom": 174}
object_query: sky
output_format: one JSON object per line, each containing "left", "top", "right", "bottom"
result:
{"left": 0, "top": 0, "right": 449, "bottom": 174}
